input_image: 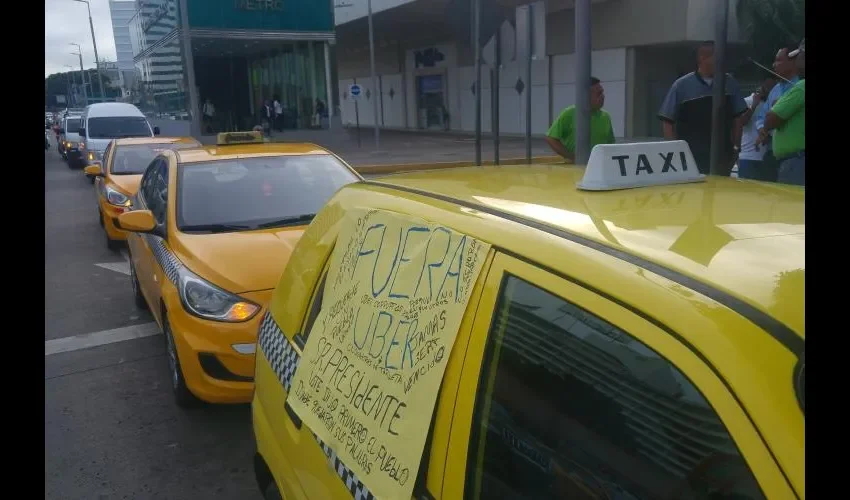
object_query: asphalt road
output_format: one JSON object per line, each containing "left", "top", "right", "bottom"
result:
{"left": 44, "top": 138, "right": 257, "bottom": 500}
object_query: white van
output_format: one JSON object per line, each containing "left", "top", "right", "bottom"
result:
{"left": 79, "top": 103, "right": 160, "bottom": 173}
{"left": 59, "top": 115, "right": 83, "bottom": 167}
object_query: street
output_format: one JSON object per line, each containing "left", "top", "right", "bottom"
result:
{"left": 44, "top": 140, "right": 257, "bottom": 500}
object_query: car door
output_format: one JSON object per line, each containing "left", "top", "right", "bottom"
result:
{"left": 129, "top": 158, "right": 168, "bottom": 325}
{"left": 267, "top": 250, "right": 496, "bottom": 500}
{"left": 443, "top": 252, "right": 796, "bottom": 500}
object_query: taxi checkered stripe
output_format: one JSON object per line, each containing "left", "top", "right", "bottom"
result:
{"left": 257, "top": 312, "right": 299, "bottom": 391}
{"left": 257, "top": 311, "right": 376, "bottom": 500}
{"left": 144, "top": 234, "right": 181, "bottom": 285}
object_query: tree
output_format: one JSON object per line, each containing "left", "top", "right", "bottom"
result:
{"left": 736, "top": 0, "right": 805, "bottom": 66}
{"left": 44, "top": 69, "right": 120, "bottom": 108}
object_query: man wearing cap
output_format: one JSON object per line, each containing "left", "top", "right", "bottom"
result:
{"left": 545, "top": 77, "right": 616, "bottom": 163}
{"left": 762, "top": 39, "right": 805, "bottom": 186}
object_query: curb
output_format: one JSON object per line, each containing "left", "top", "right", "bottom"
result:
{"left": 354, "top": 155, "right": 566, "bottom": 175}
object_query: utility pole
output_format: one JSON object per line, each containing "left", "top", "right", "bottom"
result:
{"left": 709, "top": 0, "right": 730, "bottom": 176}
{"left": 64, "top": 65, "right": 76, "bottom": 107}
{"left": 178, "top": 0, "right": 202, "bottom": 138}
{"left": 473, "top": 0, "right": 482, "bottom": 165}
{"left": 73, "top": 0, "right": 106, "bottom": 100}
{"left": 70, "top": 44, "right": 89, "bottom": 106}
{"left": 367, "top": 0, "right": 380, "bottom": 149}
{"left": 574, "top": 0, "right": 592, "bottom": 165}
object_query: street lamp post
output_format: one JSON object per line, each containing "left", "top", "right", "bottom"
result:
{"left": 72, "top": 0, "right": 106, "bottom": 101}
{"left": 367, "top": 0, "right": 379, "bottom": 149}
{"left": 64, "top": 65, "right": 75, "bottom": 107}
{"left": 70, "top": 43, "right": 89, "bottom": 106}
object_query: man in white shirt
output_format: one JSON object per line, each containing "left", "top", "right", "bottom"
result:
{"left": 202, "top": 98, "right": 216, "bottom": 134}
{"left": 273, "top": 96, "right": 283, "bottom": 132}
{"left": 735, "top": 78, "right": 777, "bottom": 180}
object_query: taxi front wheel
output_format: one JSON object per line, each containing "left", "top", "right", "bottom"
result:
{"left": 264, "top": 482, "right": 282, "bottom": 500}
{"left": 163, "top": 314, "right": 202, "bottom": 409}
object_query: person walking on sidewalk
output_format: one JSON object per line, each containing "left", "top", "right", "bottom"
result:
{"left": 761, "top": 39, "right": 805, "bottom": 186}
{"left": 273, "top": 96, "right": 283, "bottom": 132}
{"left": 658, "top": 41, "right": 748, "bottom": 175}
{"left": 545, "top": 77, "right": 616, "bottom": 163}
{"left": 736, "top": 78, "right": 777, "bottom": 180}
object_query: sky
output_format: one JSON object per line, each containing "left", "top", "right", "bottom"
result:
{"left": 45, "top": 0, "right": 118, "bottom": 78}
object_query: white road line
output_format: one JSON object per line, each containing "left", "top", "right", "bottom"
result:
{"left": 94, "top": 261, "right": 131, "bottom": 276}
{"left": 45, "top": 322, "right": 161, "bottom": 356}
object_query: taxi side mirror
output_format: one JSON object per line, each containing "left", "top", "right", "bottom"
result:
{"left": 117, "top": 210, "right": 156, "bottom": 233}
{"left": 84, "top": 164, "right": 104, "bottom": 177}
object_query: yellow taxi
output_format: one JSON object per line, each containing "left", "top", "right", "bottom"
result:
{"left": 116, "top": 131, "right": 362, "bottom": 408}
{"left": 84, "top": 137, "right": 201, "bottom": 250}
{"left": 251, "top": 141, "right": 804, "bottom": 500}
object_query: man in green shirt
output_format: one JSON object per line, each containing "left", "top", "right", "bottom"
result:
{"left": 763, "top": 39, "right": 805, "bottom": 186}
{"left": 545, "top": 77, "right": 616, "bottom": 162}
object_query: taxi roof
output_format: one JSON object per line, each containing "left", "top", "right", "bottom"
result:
{"left": 368, "top": 164, "right": 805, "bottom": 339}
{"left": 112, "top": 136, "right": 200, "bottom": 147}
{"left": 176, "top": 142, "right": 332, "bottom": 164}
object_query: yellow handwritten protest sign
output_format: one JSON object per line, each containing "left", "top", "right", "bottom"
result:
{"left": 287, "top": 208, "right": 491, "bottom": 499}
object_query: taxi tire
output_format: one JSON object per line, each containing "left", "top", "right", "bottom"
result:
{"left": 163, "top": 314, "right": 202, "bottom": 409}
{"left": 129, "top": 259, "right": 148, "bottom": 310}
{"left": 106, "top": 233, "right": 121, "bottom": 252}
{"left": 263, "top": 483, "right": 282, "bottom": 500}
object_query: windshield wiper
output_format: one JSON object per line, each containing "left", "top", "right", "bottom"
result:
{"left": 256, "top": 214, "right": 316, "bottom": 228}
{"left": 180, "top": 223, "right": 254, "bottom": 233}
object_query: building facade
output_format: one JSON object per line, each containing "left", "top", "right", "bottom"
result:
{"left": 333, "top": 0, "right": 755, "bottom": 140}
{"left": 129, "top": 0, "right": 336, "bottom": 136}
{"left": 108, "top": 0, "right": 137, "bottom": 92}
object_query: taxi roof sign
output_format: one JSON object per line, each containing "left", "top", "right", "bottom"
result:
{"left": 217, "top": 131, "right": 265, "bottom": 145}
{"left": 577, "top": 140, "right": 705, "bottom": 191}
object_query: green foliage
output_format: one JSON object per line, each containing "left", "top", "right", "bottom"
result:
{"left": 736, "top": 0, "right": 805, "bottom": 66}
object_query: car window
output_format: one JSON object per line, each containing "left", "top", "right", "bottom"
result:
{"left": 111, "top": 143, "right": 198, "bottom": 175}
{"left": 176, "top": 154, "right": 359, "bottom": 232}
{"left": 138, "top": 160, "right": 158, "bottom": 207}
{"left": 65, "top": 118, "right": 80, "bottom": 133}
{"left": 87, "top": 116, "right": 151, "bottom": 139}
{"left": 148, "top": 161, "right": 169, "bottom": 225}
{"left": 465, "top": 275, "right": 765, "bottom": 500}
{"left": 298, "top": 270, "right": 327, "bottom": 347}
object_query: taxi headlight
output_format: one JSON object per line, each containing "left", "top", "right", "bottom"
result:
{"left": 105, "top": 186, "right": 132, "bottom": 207}
{"left": 177, "top": 267, "right": 260, "bottom": 323}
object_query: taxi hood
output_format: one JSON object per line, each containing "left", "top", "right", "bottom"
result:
{"left": 172, "top": 226, "right": 306, "bottom": 294}
{"left": 109, "top": 174, "right": 143, "bottom": 196}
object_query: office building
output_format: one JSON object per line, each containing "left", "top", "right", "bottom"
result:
{"left": 334, "top": 0, "right": 754, "bottom": 140}
{"left": 129, "top": 0, "right": 336, "bottom": 135}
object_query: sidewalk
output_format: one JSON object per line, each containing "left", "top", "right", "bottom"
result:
{"left": 199, "top": 127, "right": 558, "bottom": 167}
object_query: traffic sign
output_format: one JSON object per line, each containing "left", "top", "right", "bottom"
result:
{"left": 349, "top": 83, "right": 362, "bottom": 100}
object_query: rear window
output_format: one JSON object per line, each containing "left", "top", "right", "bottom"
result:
{"left": 177, "top": 154, "right": 359, "bottom": 233}
{"left": 87, "top": 116, "right": 151, "bottom": 139}
{"left": 111, "top": 143, "right": 199, "bottom": 175}
{"left": 65, "top": 118, "right": 80, "bottom": 133}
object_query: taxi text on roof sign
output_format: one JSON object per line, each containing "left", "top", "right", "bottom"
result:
{"left": 577, "top": 140, "right": 705, "bottom": 191}
{"left": 217, "top": 131, "right": 264, "bottom": 145}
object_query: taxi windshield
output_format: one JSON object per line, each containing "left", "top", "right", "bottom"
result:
{"left": 111, "top": 143, "right": 198, "bottom": 175}
{"left": 177, "top": 154, "right": 359, "bottom": 233}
